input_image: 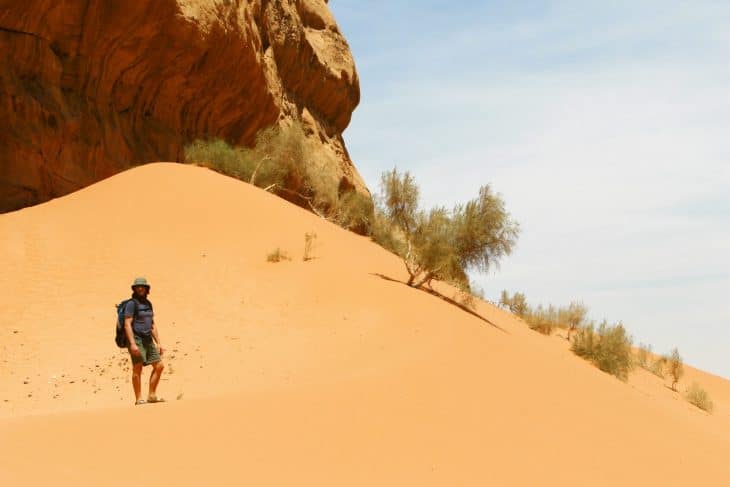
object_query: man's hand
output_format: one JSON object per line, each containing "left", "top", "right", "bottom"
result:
{"left": 130, "top": 345, "right": 141, "bottom": 357}
{"left": 158, "top": 345, "right": 165, "bottom": 357}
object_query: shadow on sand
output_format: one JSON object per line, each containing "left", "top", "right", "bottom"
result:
{"left": 371, "top": 273, "right": 509, "bottom": 334}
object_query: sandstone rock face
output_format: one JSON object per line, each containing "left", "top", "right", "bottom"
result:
{"left": 0, "top": 0, "right": 366, "bottom": 213}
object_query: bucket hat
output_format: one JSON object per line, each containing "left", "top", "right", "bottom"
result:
{"left": 131, "top": 277, "right": 151, "bottom": 290}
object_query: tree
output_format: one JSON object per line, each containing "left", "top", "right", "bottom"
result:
{"left": 378, "top": 168, "right": 519, "bottom": 289}
{"left": 666, "top": 347, "right": 684, "bottom": 391}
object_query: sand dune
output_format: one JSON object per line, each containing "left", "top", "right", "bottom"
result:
{"left": 1, "top": 163, "right": 728, "bottom": 485}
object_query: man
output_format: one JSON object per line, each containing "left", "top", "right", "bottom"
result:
{"left": 124, "top": 277, "right": 165, "bottom": 405}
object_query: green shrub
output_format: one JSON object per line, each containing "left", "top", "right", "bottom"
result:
{"left": 184, "top": 123, "right": 373, "bottom": 233}
{"left": 184, "top": 138, "right": 253, "bottom": 179}
{"left": 684, "top": 382, "right": 714, "bottom": 413}
{"left": 666, "top": 347, "right": 684, "bottom": 391}
{"left": 635, "top": 343, "right": 652, "bottom": 369}
{"left": 525, "top": 305, "right": 556, "bottom": 335}
{"left": 649, "top": 356, "right": 666, "bottom": 378}
{"left": 561, "top": 301, "right": 588, "bottom": 340}
{"left": 370, "top": 207, "right": 407, "bottom": 256}
{"left": 572, "top": 320, "right": 633, "bottom": 380}
{"left": 499, "top": 290, "right": 530, "bottom": 318}
{"left": 335, "top": 190, "right": 374, "bottom": 235}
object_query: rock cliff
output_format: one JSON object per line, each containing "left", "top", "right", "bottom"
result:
{"left": 0, "top": 0, "right": 366, "bottom": 212}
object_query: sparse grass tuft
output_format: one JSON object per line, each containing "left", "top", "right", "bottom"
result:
{"left": 266, "top": 248, "right": 290, "bottom": 263}
{"left": 684, "top": 382, "right": 713, "bottom": 413}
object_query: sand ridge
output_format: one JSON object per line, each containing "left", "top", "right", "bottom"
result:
{"left": 1, "top": 163, "right": 728, "bottom": 485}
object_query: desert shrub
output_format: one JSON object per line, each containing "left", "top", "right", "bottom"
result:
{"left": 303, "top": 232, "right": 317, "bottom": 261}
{"left": 684, "top": 383, "right": 714, "bottom": 413}
{"left": 635, "top": 343, "right": 652, "bottom": 369}
{"left": 370, "top": 206, "right": 407, "bottom": 256}
{"left": 561, "top": 301, "right": 588, "bottom": 340}
{"left": 525, "top": 305, "right": 556, "bottom": 335}
{"left": 184, "top": 138, "right": 254, "bottom": 179}
{"left": 572, "top": 320, "right": 633, "bottom": 380}
{"left": 453, "top": 278, "right": 486, "bottom": 311}
{"left": 649, "top": 356, "right": 666, "bottom": 378}
{"left": 335, "top": 190, "right": 374, "bottom": 234}
{"left": 377, "top": 167, "right": 519, "bottom": 289}
{"left": 499, "top": 290, "right": 530, "bottom": 318}
{"left": 666, "top": 347, "right": 684, "bottom": 391}
{"left": 266, "top": 248, "right": 290, "bottom": 263}
{"left": 184, "top": 123, "right": 371, "bottom": 232}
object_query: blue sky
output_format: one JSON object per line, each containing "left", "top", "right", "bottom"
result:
{"left": 329, "top": 1, "right": 730, "bottom": 378}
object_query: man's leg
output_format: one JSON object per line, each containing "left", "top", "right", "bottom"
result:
{"left": 132, "top": 363, "right": 143, "bottom": 402}
{"left": 149, "top": 360, "right": 165, "bottom": 399}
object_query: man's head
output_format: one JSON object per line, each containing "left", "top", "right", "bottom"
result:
{"left": 131, "top": 277, "right": 151, "bottom": 297}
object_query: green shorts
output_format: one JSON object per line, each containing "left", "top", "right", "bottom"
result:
{"left": 130, "top": 335, "right": 161, "bottom": 366}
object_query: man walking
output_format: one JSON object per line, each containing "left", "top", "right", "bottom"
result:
{"left": 124, "top": 277, "right": 165, "bottom": 405}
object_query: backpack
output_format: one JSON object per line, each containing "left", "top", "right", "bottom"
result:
{"left": 115, "top": 298, "right": 153, "bottom": 348}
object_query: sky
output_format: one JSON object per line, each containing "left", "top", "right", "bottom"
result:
{"left": 329, "top": 1, "right": 730, "bottom": 378}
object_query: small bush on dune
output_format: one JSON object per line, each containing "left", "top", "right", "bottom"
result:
{"left": 370, "top": 206, "right": 407, "bottom": 256}
{"left": 684, "top": 382, "right": 714, "bottom": 413}
{"left": 184, "top": 123, "right": 374, "bottom": 234}
{"left": 635, "top": 342, "right": 652, "bottom": 369}
{"left": 525, "top": 305, "right": 556, "bottom": 335}
{"left": 572, "top": 320, "right": 633, "bottom": 381}
{"left": 334, "top": 190, "right": 374, "bottom": 234}
{"left": 499, "top": 290, "right": 529, "bottom": 318}
{"left": 666, "top": 347, "right": 684, "bottom": 391}
{"left": 184, "top": 138, "right": 253, "bottom": 179}
{"left": 561, "top": 301, "right": 588, "bottom": 340}
{"left": 266, "top": 248, "right": 290, "bottom": 263}
{"left": 649, "top": 356, "right": 666, "bottom": 378}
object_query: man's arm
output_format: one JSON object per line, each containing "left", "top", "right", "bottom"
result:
{"left": 151, "top": 320, "right": 164, "bottom": 356}
{"left": 124, "top": 316, "right": 140, "bottom": 356}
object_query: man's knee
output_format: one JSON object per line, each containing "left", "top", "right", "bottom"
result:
{"left": 153, "top": 361, "right": 164, "bottom": 372}
{"left": 132, "top": 363, "right": 143, "bottom": 378}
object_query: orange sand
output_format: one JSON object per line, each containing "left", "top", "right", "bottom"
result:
{"left": 1, "top": 163, "right": 728, "bottom": 485}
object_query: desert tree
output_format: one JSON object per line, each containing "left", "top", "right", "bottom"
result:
{"left": 378, "top": 168, "right": 519, "bottom": 289}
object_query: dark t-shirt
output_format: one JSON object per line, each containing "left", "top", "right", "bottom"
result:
{"left": 124, "top": 297, "right": 154, "bottom": 337}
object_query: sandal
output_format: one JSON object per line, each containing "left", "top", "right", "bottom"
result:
{"left": 147, "top": 396, "right": 166, "bottom": 403}
{"left": 135, "top": 399, "right": 146, "bottom": 405}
